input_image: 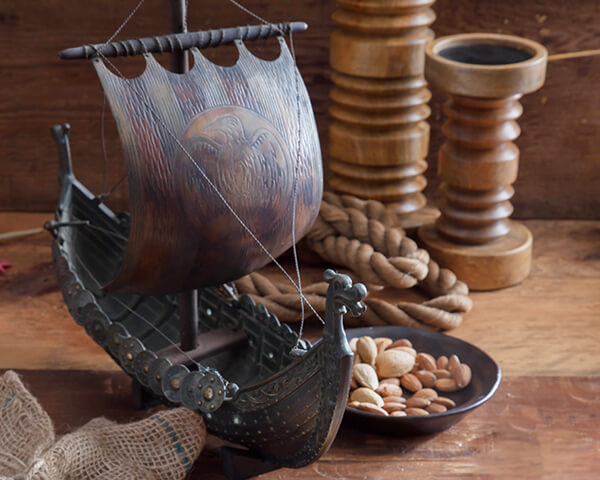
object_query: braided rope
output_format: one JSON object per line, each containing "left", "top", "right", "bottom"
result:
{"left": 236, "top": 272, "right": 471, "bottom": 330}
{"left": 235, "top": 193, "right": 472, "bottom": 331}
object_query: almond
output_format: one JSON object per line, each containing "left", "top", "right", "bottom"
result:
{"left": 348, "top": 337, "right": 358, "bottom": 353}
{"left": 355, "top": 402, "right": 388, "bottom": 416}
{"left": 405, "top": 407, "right": 429, "bottom": 416}
{"left": 406, "top": 396, "right": 430, "bottom": 408}
{"left": 350, "top": 387, "right": 384, "bottom": 407}
{"left": 380, "top": 377, "right": 401, "bottom": 386}
{"left": 382, "top": 402, "right": 406, "bottom": 413}
{"left": 389, "top": 338, "right": 412, "bottom": 349}
{"left": 352, "top": 354, "right": 361, "bottom": 367}
{"left": 353, "top": 363, "right": 379, "bottom": 390}
{"left": 383, "top": 395, "right": 406, "bottom": 404}
{"left": 376, "top": 349, "right": 415, "bottom": 378}
{"left": 349, "top": 378, "right": 358, "bottom": 390}
{"left": 452, "top": 363, "right": 472, "bottom": 389}
{"left": 389, "top": 346, "right": 417, "bottom": 358}
{"left": 357, "top": 336, "right": 378, "bottom": 365}
{"left": 347, "top": 400, "right": 360, "bottom": 408}
{"left": 437, "top": 355, "right": 449, "bottom": 370}
{"left": 435, "top": 378, "right": 459, "bottom": 392}
{"left": 391, "top": 410, "right": 407, "bottom": 417}
{"left": 415, "top": 369, "right": 437, "bottom": 388}
{"left": 432, "top": 368, "right": 452, "bottom": 379}
{"left": 375, "top": 383, "right": 403, "bottom": 397}
{"left": 416, "top": 352, "right": 436, "bottom": 371}
{"left": 432, "top": 396, "right": 456, "bottom": 408}
{"left": 374, "top": 337, "right": 393, "bottom": 354}
{"left": 400, "top": 373, "right": 422, "bottom": 392}
{"left": 413, "top": 388, "right": 438, "bottom": 400}
{"left": 426, "top": 403, "right": 447, "bottom": 414}
{"left": 448, "top": 354, "right": 461, "bottom": 373}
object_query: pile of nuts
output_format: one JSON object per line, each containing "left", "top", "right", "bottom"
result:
{"left": 347, "top": 336, "right": 472, "bottom": 416}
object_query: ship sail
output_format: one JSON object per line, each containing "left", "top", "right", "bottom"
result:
{"left": 93, "top": 37, "right": 322, "bottom": 295}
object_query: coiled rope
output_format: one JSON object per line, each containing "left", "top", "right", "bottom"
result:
{"left": 235, "top": 193, "right": 472, "bottom": 330}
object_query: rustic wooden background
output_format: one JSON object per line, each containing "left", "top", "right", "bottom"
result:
{"left": 1, "top": 0, "right": 599, "bottom": 218}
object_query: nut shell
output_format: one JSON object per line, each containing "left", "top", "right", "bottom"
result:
{"left": 357, "top": 336, "right": 378, "bottom": 365}
{"left": 374, "top": 337, "right": 393, "bottom": 353}
{"left": 389, "top": 338, "right": 412, "bottom": 349}
{"left": 376, "top": 350, "right": 415, "bottom": 378}
{"left": 355, "top": 402, "right": 389, "bottom": 415}
{"left": 375, "top": 383, "right": 403, "bottom": 397}
{"left": 353, "top": 363, "right": 379, "bottom": 390}
{"left": 350, "top": 387, "right": 384, "bottom": 407}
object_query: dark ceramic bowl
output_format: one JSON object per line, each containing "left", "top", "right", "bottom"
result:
{"left": 343, "top": 326, "right": 501, "bottom": 435}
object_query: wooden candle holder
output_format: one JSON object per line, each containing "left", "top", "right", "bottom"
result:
{"left": 328, "top": 0, "right": 438, "bottom": 228}
{"left": 419, "top": 33, "right": 547, "bottom": 290}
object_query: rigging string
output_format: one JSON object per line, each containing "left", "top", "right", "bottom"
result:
{"left": 224, "top": 0, "right": 309, "bottom": 347}
{"left": 99, "top": 0, "right": 146, "bottom": 199}
{"left": 69, "top": 248, "right": 200, "bottom": 369}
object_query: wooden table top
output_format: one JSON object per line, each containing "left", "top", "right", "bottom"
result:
{"left": 1, "top": 212, "right": 599, "bottom": 479}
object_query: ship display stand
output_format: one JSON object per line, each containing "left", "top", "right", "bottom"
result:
{"left": 46, "top": 2, "right": 367, "bottom": 478}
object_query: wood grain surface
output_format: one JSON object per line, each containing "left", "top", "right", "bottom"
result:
{"left": 2, "top": 370, "right": 598, "bottom": 479}
{"left": 1, "top": 212, "right": 599, "bottom": 377}
{"left": 1, "top": 0, "right": 599, "bottom": 218}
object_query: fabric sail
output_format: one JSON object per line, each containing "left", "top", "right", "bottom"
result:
{"left": 93, "top": 38, "right": 322, "bottom": 295}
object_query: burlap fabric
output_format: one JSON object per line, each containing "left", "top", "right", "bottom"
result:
{"left": 0, "top": 371, "right": 206, "bottom": 480}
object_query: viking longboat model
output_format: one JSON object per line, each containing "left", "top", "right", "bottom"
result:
{"left": 46, "top": 13, "right": 368, "bottom": 475}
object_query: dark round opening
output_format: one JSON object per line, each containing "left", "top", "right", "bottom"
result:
{"left": 439, "top": 43, "right": 534, "bottom": 65}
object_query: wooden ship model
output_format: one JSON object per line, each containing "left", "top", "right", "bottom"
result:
{"left": 45, "top": 2, "right": 366, "bottom": 476}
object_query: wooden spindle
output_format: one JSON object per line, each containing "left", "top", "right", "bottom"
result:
{"left": 328, "top": 0, "right": 438, "bottom": 228}
{"left": 419, "top": 33, "right": 547, "bottom": 290}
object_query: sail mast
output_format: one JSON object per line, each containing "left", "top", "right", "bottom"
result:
{"left": 170, "top": 0, "right": 198, "bottom": 351}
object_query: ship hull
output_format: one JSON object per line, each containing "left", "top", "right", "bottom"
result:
{"left": 49, "top": 124, "right": 357, "bottom": 468}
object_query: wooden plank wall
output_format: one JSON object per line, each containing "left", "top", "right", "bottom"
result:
{"left": 0, "top": 0, "right": 599, "bottom": 218}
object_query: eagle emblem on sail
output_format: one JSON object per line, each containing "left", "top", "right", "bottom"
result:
{"left": 179, "top": 107, "right": 291, "bottom": 202}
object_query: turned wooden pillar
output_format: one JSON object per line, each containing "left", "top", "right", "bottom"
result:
{"left": 328, "top": 0, "right": 438, "bottom": 228}
{"left": 419, "top": 33, "right": 547, "bottom": 290}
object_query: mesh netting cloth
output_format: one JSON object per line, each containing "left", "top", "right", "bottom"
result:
{"left": 0, "top": 371, "right": 206, "bottom": 480}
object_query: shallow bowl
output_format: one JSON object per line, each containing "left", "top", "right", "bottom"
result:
{"left": 343, "top": 326, "right": 501, "bottom": 435}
